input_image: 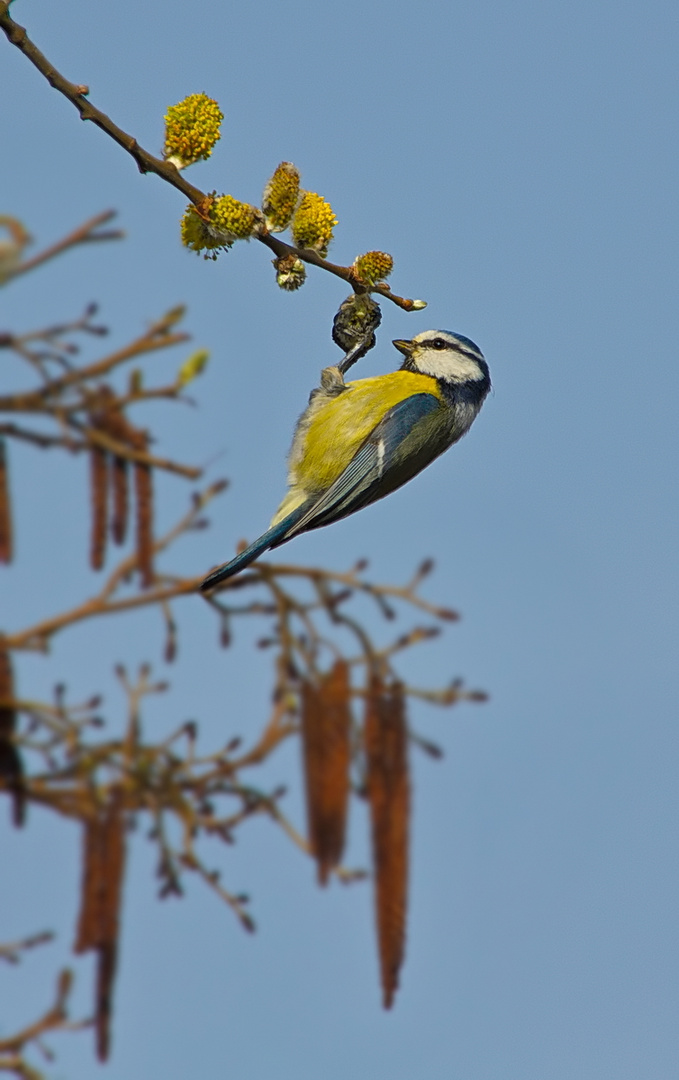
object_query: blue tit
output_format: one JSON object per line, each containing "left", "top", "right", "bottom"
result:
{"left": 200, "top": 329, "right": 490, "bottom": 590}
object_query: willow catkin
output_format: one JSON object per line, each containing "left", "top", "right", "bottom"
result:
{"left": 89, "top": 439, "right": 109, "bottom": 571}
{"left": 300, "top": 660, "right": 352, "bottom": 885}
{"left": 110, "top": 455, "right": 129, "bottom": 545}
{"left": 74, "top": 789, "right": 126, "bottom": 1061}
{"left": 364, "top": 674, "right": 410, "bottom": 1009}
{"left": 0, "top": 437, "right": 13, "bottom": 564}
{"left": 74, "top": 813, "right": 105, "bottom": 954}
{"left": 100, "top": 408, "right": 131, "bottom": 546}
{"left": 109, "top": 418, "right": 129, "bottom": 547}
{"left": 98, "top": 790, "right": 126, "bottom": 946}
{"left": 130, "top": 429, "right": 153, "bottom": 587}
{"left": 74, "top": 791, "right": 126, "bottom": 950}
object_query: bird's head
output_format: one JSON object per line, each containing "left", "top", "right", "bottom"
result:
{"left": 393, "top": 329, "right": 490, "bottom": 391}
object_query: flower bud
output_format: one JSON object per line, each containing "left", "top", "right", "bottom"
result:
{"left": 274, "top": 254, "right": 307, "bottom": 291}
{"left": 178, "top": 349, "right": 210, "bottom": 387}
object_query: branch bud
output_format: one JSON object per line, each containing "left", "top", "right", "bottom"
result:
{"left": 0, "top": 216, "right": 32, "bottom": 284}
{"left": 177, "top": 349, "right": 210, "bottom": 386}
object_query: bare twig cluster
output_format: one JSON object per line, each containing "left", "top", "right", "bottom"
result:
{"left": 0, "top": 251, "right": 203, "bottom": 583}
{"left": 2, "top": 477, "right": 485, "bottom": 1061}
{"left": 1, "top": 433, "right": 486, "bottom": 1063}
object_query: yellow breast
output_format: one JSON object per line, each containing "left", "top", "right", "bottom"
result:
{"left": 271, "top": 370, "right": 442, "bottom": 524}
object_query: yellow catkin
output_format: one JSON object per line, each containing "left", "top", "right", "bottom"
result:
{"left": 291, "top": 191, "right": 337, "bottom": 257}
{"left": 211, "top": 195, "right": 262, "bottom": 240}
{"left": 353, "top": 250, "right": 394, "bottom": 284}
{"left": 163, "top": 93, "right": 223, "bottom": 168}
{"left": 180, "top": 197, "right": 261, "bottom": 256}
{"left": 262, "top": 162, "right": 301, "bottom": 232}
{"left": 180, "top": 203, "right": 227, "bottom": 255}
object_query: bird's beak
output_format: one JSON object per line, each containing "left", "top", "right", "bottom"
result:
{"left": 392, "top": 338, "right": 413, "bottom": 356}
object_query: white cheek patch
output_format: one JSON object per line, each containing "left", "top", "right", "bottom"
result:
{"left": 416, "top": 351, "right": 485, "bottom": 382}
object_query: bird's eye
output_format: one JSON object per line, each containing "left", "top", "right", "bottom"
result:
{"left": 432, "top": 338, "right": 447, "bottom": 349}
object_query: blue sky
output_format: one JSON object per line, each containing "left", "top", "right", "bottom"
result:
{"left": 2, "top": 0, "right": 679, "bottom": 1077}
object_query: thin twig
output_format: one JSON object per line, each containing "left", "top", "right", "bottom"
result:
{"left": 217, "top": 560, "right": 460, "bottom": 623}
{"left": 0, "top": 932, "right": 54, "bottom": 965}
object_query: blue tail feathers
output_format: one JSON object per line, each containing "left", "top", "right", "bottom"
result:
{"left": 199, "top": 503, "right": 310, "bottom": 591}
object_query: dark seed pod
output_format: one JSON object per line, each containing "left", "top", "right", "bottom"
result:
{"left": 332, "top": 293, "right": 382, "bottom": 374}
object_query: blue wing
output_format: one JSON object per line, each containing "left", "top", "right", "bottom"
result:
{"left": 200, "top": 392, "right": 443, "bottom": 589}
{"left": 275, "top": 392, "right": 442, "bottom": 543}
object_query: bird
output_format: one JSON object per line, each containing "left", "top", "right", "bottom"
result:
{"left": 200, "top": 328, "right": 490, "bottom": 590}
